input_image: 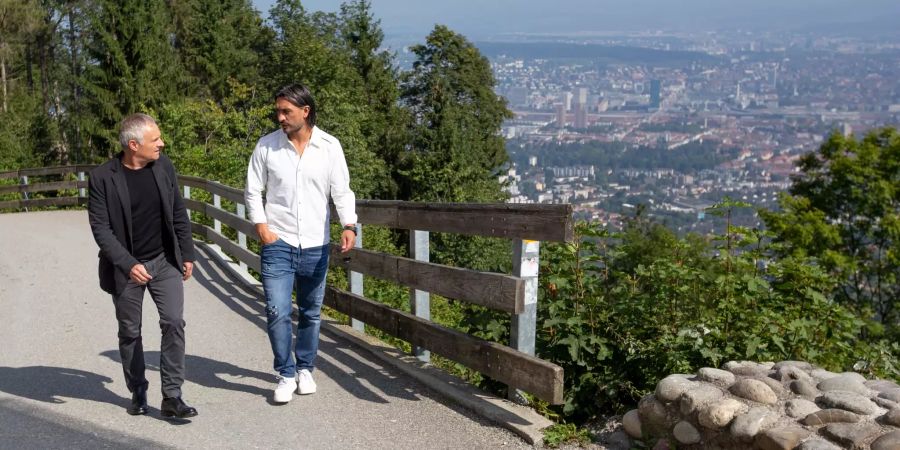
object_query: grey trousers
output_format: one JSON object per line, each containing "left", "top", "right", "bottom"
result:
{"left": 112, "top": 252, "right": 186, "bottom": 398}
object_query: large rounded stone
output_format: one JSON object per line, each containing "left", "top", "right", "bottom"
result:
{"left": 818, "top": 391, "right": 878, "bottom": 415}
{"left": 773, "top": 364, "right": 814, "bottom": 384}
{"left": 672, "top": 421, "right": 700, "bottom": 445}
{"left": 773, "top": 360, "right": 814, "bottom": 371}
{"left": 622, "top": 409, "right": 642, "bottom": 439}
{"left": 698, "top": 398, "right": 747, "bottom": 429}
{"left": 655, "top": 375, "right": 698, "bottom": 403}
{"left": 879, "top": 388, "right": 900, "bottom": 403}
{"left": 753, "top": 375, "right": 788, "bottom": 396}
{"left": 725, "top": 361, "right": 773, "bottom": 377}
{"left": 638, "top": 395, "right": 672, "bottom": 435}
{"left": 883, "top": 408, "right": 900, "bottom": 427}
{"left": 798, "top": 439, "right": 843, "bottom": 450}
{"left": 866, "top": 379, "right": 900, "bottom": 393}
{"left": 874, "top": 396, "right": 899, "bottom": 410}
{"left": 754, "top": 426, "right": 810, "bottom": 450}
{"left": 730, "top": 407, "right": 775, "bottom": 441}
{"left": 790, "top": 379, "right": 819, "bottom": 398}
{"left": 679, "top": 385, "right": 723, "bottom": 415}
{"left": 823, "top": 423, "right": 882, "bottom": 449}
{"left": 785, "top": 398, "right": 819, "bottom": 418}
{"left": 729, "top": 378, "right": 778, "bottom": 404}
{"left": 810, "top": 369, "right": 840, "bottom": 382}
{"left": 817, "top": 375, "right": 869, "bottom": 395}
{"left": 871, "top": 430, "right": 900, "bottom": 450}
{"left": 697, "top": 367, "right": 735, "bottom": 387}
{"left": 801, "top": 408, "right": 861, "bottom": 426}
{"left": 838, "top": 372, "right": 867, "bottom": 383}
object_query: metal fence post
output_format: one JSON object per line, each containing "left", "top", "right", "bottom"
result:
{"left": 509, "top": 239, "right": 540, "bottom": 402}
{"left": 213, "top": 193, "right": 221, "bottom": 234}
{"left": 77, "top": 172, "right": 86, "bottom": 198}
{"left": 20, "top": 175, "right": 29, "bottom": 212}
{"left": 183, "top": 185, "right": 191, "bottom": 219}
{"left": 349, "top": 224, "right": 365, "bottom": 332}
{"left": 236, "top": 203, "right": 247, "bottom": 271}
{"left": 410, "top": 229, "right": 431, "bottom": 362}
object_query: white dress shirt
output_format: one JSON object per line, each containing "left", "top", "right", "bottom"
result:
{"left": 245, "top": 126, "right": 357, "bottom": 249}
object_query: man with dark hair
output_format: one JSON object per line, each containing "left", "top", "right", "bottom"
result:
{"left": 88, "top": 113, "right": 198, "bottom": 419}
{"left": 245, "top": 83, "right": 357, "bottom": 404}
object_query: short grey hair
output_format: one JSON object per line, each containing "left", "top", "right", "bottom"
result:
{"left": 118, "top": 113, "right": 157, "bottom": 150}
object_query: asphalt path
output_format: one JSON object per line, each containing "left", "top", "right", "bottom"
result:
{"left": 0, "top": 210, "right": 531, "bottom": 449}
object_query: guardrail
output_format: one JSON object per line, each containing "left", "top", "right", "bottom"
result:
{"left": 1, "top": 165, "right": 574, "bottom": 405}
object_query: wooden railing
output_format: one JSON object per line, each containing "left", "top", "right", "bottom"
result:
{"left": 0, "top": 165, "right": 94, "bottom": 210}
{"left": 1, "top": 165, "right": 574, "bottom": 405}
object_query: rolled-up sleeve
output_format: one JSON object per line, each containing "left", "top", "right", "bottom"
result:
{"left": 329, "top": 141, "right": 357, "bottom": 225}
{"left": 245, "top": 143, "right": 268, "bottom": 224}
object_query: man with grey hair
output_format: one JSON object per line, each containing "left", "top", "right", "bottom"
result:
{"left": 88, "top": 113, "right": 198, "bottom": 419}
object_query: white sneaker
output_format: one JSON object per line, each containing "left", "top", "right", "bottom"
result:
{"left": 296, "top": 369, "right": 317, "bottom": 395}
{"left": 273, "top": 375, "right": 297, "bottom": 403}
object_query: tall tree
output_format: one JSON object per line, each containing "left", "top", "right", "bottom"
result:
{"left": 339, "top": 0, "right": 407, "bottom": 198}
{"left": 0, "top": 0, "right": 40, "bottom": 113}
{"left": 400, "top": 24, "right": 513, "bottom": 203}
{"left": 400, "top": 25, "right": 513, "bottom": 271}
{"left": 761, "top": 128, "right": 900, "bottom": 334}
{"left": 170, "top": 0, "right": 270, "bottom": 103}
{"left": 85, "top": 0, "right": 187, "bottom": 154}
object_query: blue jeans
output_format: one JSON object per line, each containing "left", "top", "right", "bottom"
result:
{"left": 260, "top": 240, "right": 329, "bottom": 378}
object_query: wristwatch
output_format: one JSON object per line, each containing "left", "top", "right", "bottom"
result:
{"left": 343, "top": 224, "right": 357, "bottom": 235}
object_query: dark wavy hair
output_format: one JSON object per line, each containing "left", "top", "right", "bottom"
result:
{"left": 274, "top": 83, "right": 317, "bottom": 128}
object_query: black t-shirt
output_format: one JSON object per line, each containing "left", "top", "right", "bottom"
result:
{"left": 123, "top": 164, "right": 166, "bottom": 261}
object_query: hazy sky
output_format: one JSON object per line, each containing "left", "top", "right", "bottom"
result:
{"left": 252, "top": 0, "right": 900, "bottom": 40}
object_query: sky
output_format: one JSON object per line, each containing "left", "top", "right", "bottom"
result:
{"left": 252, "top": 0, "right": 900, "bottom": 41}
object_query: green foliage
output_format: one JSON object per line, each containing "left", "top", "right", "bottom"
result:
{"left": 762, "top": 128, "right": 900, "bottom": 336}
{"left": 85, "top": 0, "right": 189, "bottom": 154}
{"left": 534, "top": 199, "right": 895, "bottom": 422}
{"left": 542, "top": 423, "right": 592, "bottom": 448}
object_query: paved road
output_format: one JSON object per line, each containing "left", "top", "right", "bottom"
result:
{"left": 0, "top": 210, "right": 531, "bottom": 449}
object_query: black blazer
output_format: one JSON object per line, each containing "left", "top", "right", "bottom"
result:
{"left": 88, "top": 153, "right": 195, "bottom": 295}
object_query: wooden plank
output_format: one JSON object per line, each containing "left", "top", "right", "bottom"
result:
{"left": 205, "top": 181, "right": 244, "bottom": 204}
{"left": 0, "top": 180, "right": 87, "bottom": 195}
{"left": 184, "top": 198, "right": 257, "bottom": 239}
{"left": 330, "top": 246, "right": 398, "bottom": 281}
{"left": 177, "top": 175, "right": 208, "bottom": 190}
{"left": 397, "top": 205, "right": 574, "bottom": 243}
{"left": 330, "top": 247, "right": 523, "bottom": 313}
{"left": 331, "top": 201, "right": 573, "bottom": 242}
{"left": 0, "top": 196, "right": 86, "bottom": 210}
{"left": 324, "top": 287, "right": 564, "bottom": 404}
{"left": 191, "top": 222, "right": 261, "bottom": 272}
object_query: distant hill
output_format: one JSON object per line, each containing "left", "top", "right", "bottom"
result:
{"left": 474, "top": 42, "right": 719, "bottom": 65}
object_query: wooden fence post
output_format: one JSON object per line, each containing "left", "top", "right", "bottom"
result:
{"left": 349, "top": 224, "right": 365, "bottom": 332}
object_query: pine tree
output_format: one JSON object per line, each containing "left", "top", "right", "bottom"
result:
{"left": 85, "top": 0, "right": 188, "bottom": 154}
{"left": 400, "top": 25, "right": 513, "bottom": 203}
{"left": 170, "top": 0, "right": 270, "bottom": 103}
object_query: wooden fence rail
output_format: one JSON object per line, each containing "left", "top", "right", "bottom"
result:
{"left": 0, "top": 165, "right": 573, "bottom": 405}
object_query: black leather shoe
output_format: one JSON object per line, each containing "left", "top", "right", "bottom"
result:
{"left": 161, "top": 397, "right": 198, "bottom": 418}
{"left": 126, "top": 388, "right": 148, "bottom": 415}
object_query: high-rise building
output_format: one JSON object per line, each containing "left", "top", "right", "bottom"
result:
{"left": 649, "top": 80, "right": 661, "bottom": 110}
{"left": 577, "top": 87, "right": 588, "bottom": 105}
{"left": 555, "top": 103, "right": 566, "bottom": 129}
{"left": 574, "top": 103, "right": 587, "bottom": 129}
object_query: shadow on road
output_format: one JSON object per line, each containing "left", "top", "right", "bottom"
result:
{"left": 0, "top": 365, "right": 124, "bottom": 407}
{"left": 99, "top": 350, "right": 272, "bottom": 399}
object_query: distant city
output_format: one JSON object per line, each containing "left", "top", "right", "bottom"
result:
{"left": 481, "top": 30, "right": 900, "bottom": 232}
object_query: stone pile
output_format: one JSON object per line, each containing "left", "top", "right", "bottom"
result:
{"left": 622, "top": 360, "right": 900, "bottom": 449}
